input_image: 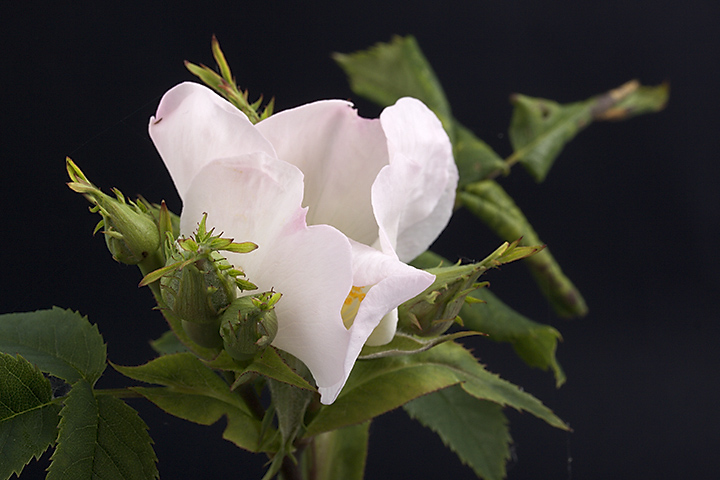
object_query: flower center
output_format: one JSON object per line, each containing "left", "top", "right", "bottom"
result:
{"left": 341, "top": 285, "right": 371, "bottom": 329}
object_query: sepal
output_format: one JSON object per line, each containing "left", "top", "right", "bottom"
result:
{"left": 66, "top": 158, "right": 160, "bottom": 265}
{"left": 220, "top": 292, "right": 281, "bottom": 361}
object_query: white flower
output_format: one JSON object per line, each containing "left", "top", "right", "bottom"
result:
{"left": 149, "top": 82, "right": 458, "bottom": 404}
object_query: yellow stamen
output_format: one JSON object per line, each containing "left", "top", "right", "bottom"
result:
{"left": 342, "top": 285, "right": 370, "bottom": 329}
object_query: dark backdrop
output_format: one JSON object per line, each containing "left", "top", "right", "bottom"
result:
{"left": 2, "top": 2, "right": 719, "bottom": 479}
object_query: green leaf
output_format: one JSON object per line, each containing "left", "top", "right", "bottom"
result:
{"left": 404, "top": 385, "right": 511, "bottom": 480}
{"left": 508, "top": 80, "right": 668, "bottom": 182}
{"left": 304, "top": 341, "right": 566, "bottom": 437}
{"left": 413, "top": 251, "right": 566, "bottom": 386}
{"left": 113, "top": 353, "right": 275, "bottom": 453}
{"left": 48, "top": 380, "right": 157, "bottom": 480}
{"left": 302, "top": 422, "right": 370, "bottom": 480}
{"left": 149, "top": 330, "right": 188, "bottom": 356}
{"left": 454, "top": 124, "right": 507, "bottom": 188}
{"left": 460, "top": 180, "right": 588, "bottom": 317}
{"left": 333, "top": 35, "right": 453, "bottom": 135}
{"left": 462, "top": 288, "right": 566, "bottom": 387}
{"left": 0, "top": 308, "right": 107, "bottom": 385}
{"left": 0, "top": 353, "right": 61, "bottom": 480}
{"left": 205, "top": 348, "right": 316, "bottom": 392}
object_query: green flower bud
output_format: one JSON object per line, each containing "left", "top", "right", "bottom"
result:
{"left": 66, "top": 158, "right": 160, "bottom": 264}
{"left": 398, "top": 262, "right": 487, "bottom": 337}
{"left": 140, "top": 213, "right": 258, "bottom": 349}
{"left": 220, "top": 292, "right": 281, "bottom": 361}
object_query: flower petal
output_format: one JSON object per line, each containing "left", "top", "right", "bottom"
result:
{"left": 256, "top": 100, "right": 388, "bottom": 245}
{"left": 182, "top": 155, "right": 367, "bottom": 405}
{"left": 317, "top": 240, "right": 435, "bottom": 402}
{"left": 373, "top": 97, "right": 458, "bottom": 262}
{"left": 149, "top": 82, "right": 276, "bottom": 199}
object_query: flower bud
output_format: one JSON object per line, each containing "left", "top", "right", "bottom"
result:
{"left": 220, "top": 292, "right": 281, "bottom": 361}
{"left": 398, "top": 262, "right": 487, "bottom": 337}
{"left": 66, "top": 158, "right": 160, "bottom": 264}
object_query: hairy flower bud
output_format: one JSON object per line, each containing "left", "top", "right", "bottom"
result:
{"left": 220, "top": 292, "right": 281, "bottom": 361}
{"left": 66, "top": 158, "right": 160, "bottom": 264}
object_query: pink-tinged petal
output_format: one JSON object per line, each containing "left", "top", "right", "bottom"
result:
{"left": 182, "top": 155, "right": 361, "bottom": 405}
{"left": 374, "top": 97, "right": 458, "bottom": 262}
{"left": 256, "top": 100, "right": 388, "bottom": 245}
{"left": 149, "top": 82, "right": 276, "bottom": 199}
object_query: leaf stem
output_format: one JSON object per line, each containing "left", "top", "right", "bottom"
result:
{"left": 94, "top": 388, "right": 146, "bottom": 399}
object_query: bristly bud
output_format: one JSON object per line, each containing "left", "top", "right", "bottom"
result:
{"left": 220, "top": 291, "right": 281, "bottom": 361}
{"left": 66, "top": 158, "right": 160, "bottom": 264}
{"left": 399, "top": 241, "right": 544, "bottom": 337}
{"left": 140, "top": 213, "right": 258, "bottom": 348}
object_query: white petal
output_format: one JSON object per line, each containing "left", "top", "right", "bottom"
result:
{"left": 374, "top": 97, "right": 458, "bottom": 262}
{"left": 182, "top": 155, "right": 363, "bottom": 405}
{"left": 318, "top": 240, "right": 435, "bottom": 402}
{"left": 149, "top": 82, "right": 276, "bottom": 199}
{"left": 256, "top": 100, "right": 388, "bottom": 245}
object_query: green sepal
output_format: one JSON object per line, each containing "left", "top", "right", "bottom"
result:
{"left": 404, "top": 385, "right": 511, "bottom": 480}
{"left": 359, "top": 331, "right": 481, "bottom": 360}
{"left": 67, "top": 158, "right": 161, "bottom": 265}
{"left": 0, "top": 307, "right": 107, "bottom": 385}
{"left": 304, "top": 341, "right": 567, "bottom": 438}
{"left": 416, "top": 251, "right": 566, "bottom": 386}
{"left": 399, "top": 243, "right": 543, "bottom": 337}
{"left": 460, "top": 180, "right": 588, "bottom": 317}
{"left": 0, "top": 353, "right": 62, "bottom": 480}
{"left": 185, "top": 35, "right": 274, "bottom": 123}
{"left": 47, "top": 380, "right": 158, "bottom": 480}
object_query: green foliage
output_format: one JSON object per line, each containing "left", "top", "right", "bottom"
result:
{"left": 459, "top": 180, "right": 587, "bottom": 317}
{"left": 0, "top": 353, "right": 61, "bottom": 480}
{"left": 0, "top": 308, "right": 106, "bottom": 386}
{"left": 333, "top": 35, "right": 454, "bottom": 135}
{"left": 411, "top": 250, "right": 565, "bottom": 385}
{"left": 508, "top": 80, "right": 668, "bottom": 182}
{"left": 112, "top": 353, "right": 277, "bottom": 453}
{"left": 302, "top": 422, "right": 370, "bottom": 480}
{"left": 463, "top": 288, "right": 566, "bottom": 387}
{"left": 48, "top": 380, "right": 157, "bottom": 480}
{"left": 304, "top": 341, "right": 567, "bottom": 438}
{"left": 404, "top": 385, "right": 511, "bottom": 480}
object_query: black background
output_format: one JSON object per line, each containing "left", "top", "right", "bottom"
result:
{"left": 2, "top": 2, "right": 719, "bottom": 479}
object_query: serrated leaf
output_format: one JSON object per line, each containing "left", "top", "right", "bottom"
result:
{"left": 304, "top": 341, "right": 566, "bottom": 437}
{"left": 415, "top": 251, "right": 566, "bottom": 386}
{"left": 460, "top": 180, "right": 588, "bottom": 317}
{"left": 303, "top": 421, "right": 370, "bottom": 480}
{"left": 0, "top": 308, "right": 107, "bottom": 385}
{"left": 48, "top": 380, "right": 157, "bottom": 480}
{"left": 462, "top": 287, "right": 566, "bottom": 387}
{"left": 0, "top": 353, "right": 61, "bottom": 480}
{"left": 404, "top": 385, "right": 511, "bottom": 480}
{"left": 508, "top": 80, "right": 667, "bottom": 182}
{"left": 333, "top": 35, "right": 453, "bottom": 135}
{"left": 113, "top": 353, "right": 275, "bottom": 453}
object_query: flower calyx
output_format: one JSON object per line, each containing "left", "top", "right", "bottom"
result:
{"left": 140, "top": 214, "right": 258, "bottom": 348}
{"left": 219, "top": 291, "right": 281, "bottom": 361}
{"left": 66, "top": 158, "right": 161, "bottom": 265}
